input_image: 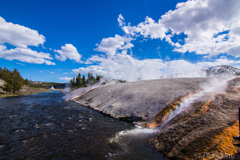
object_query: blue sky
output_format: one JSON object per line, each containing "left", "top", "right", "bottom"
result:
{"left": 0, "top": 0, "right": 240, "bottom": 82}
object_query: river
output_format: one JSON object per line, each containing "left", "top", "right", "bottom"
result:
{"left": 0, "top": 91, "right": 165, "bottom": 160}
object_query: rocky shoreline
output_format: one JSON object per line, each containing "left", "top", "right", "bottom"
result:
{"left": 74, "top": 77, "right": 240, "bottom": 159}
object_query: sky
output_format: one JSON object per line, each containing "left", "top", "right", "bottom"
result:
{"left": 0, "top": 0, "right": 240, "bottom": 83}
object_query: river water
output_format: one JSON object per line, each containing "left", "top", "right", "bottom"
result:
{"left": 0, "top": 91, "right": 165, "bottom": 160}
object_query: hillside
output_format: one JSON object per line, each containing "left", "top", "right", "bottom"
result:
{"left": 205, "top": 65, "right": 240, "bottom": 77}
{"left": 74, "top": 78, "right": 209, "bottom": 122}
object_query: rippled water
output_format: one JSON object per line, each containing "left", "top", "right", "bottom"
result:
{"left": 0, "top": 91, "right": 165, "bottom": 160}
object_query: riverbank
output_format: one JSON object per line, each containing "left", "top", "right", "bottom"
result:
{"left": 0, "top": 86, "right": 51, "bottom": 98}
{"left": 73, "top": 77, "right": 240, "bottom": 159}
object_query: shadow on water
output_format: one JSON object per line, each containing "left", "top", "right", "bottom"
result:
{"left": 0, "top": 91, "right": 165, "bottom": 160}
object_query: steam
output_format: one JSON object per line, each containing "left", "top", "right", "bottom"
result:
{"left": 158, "top": 76, "right": 235, "bottom": 130}
{"left": 62, "top": 87, "right": 91, "bottom": 101}
{"left": 109, "top": 125, "right": 158, "bottom": 143}
{"left": 62, "top": 77, "right": 119, "bottom": 101}
{"left": 50, "top": 86, "right": 55, "bottom": 90}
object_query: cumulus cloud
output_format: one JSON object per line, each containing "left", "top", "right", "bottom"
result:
{"left": 0, "top": 17, "right": 45, "bottom": 48}
{"left": 121, "top": 16, "right": 167, "bottom": 39}
{"left": 54, "top": 44, "right": 82, "bottom": 63}
{"left": 0, "top": 45, "right": 55, "bottom": 65}
{"left": 0, "top": 17, "right": 55, "bottom": 65}
{"left": 72, "top": 66, "right": 106, "bottom": 75}
{"left": 94, "top": 34, "right": 134, "bottom": 57}
{"left": 73, "top": 0, "right": 240, "bottom": 81}
{"left": 73, "top": 52, "right": 240, "bottom": 82}
{"left": 59, "top": 77, "right": 73, "bottom": 81}
{"left": 119, "top": 0, "right": 240, "bottom": 57}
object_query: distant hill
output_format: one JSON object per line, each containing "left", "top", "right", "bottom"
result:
{"left": 205, "top": 65, "right": 240, "bottom": 77}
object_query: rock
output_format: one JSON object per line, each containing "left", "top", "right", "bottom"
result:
{"left": 75, "top": 78, "right": 208, "bottom": 122}
{"left": 149, "top": 78, "right": 240, "bottom": 159}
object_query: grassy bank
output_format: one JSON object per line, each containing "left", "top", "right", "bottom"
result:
{"left": 0, "top": 87, "right": 52, "bottom": 98}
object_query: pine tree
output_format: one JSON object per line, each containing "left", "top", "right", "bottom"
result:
{"left": 24, "top": 78, "right": 29, "bottom": 85}
{"left": 13, "top": 69, "right": 22, "bottom": 93}
{"left": 87, "top": 72, "right": 96, "bottom": 86}
{"left": 0, "top": 67, "right": 3, "bottom": 79}
{"left": 73, "top": 77, "right": 76, "bottom": 87}
{"left": 82, "top": 75, "right": 86, "bottom": 87}
{"left": 77, "top": 73, "right": 81, "bottom": 87}
{"left": 3, "top": 73, "right": 13, "bottom": 94}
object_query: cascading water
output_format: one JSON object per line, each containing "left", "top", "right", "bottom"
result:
{"left": 157, "top": 77, "right": 234, "bottom": 131}
{"left": 107, "top": 125, "right": 161, "bottom": 159}
{"left": 109, "top": 125, "right": 158, "bottom": 143}
{"left": 157, "top": 92, "right": 205, "bottom": 130}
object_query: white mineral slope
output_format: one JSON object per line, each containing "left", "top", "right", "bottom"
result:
{"left": 74, "top": 78, "right": 209, "bottom": 122}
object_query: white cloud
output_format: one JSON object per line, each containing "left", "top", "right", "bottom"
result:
{"left": 54, "top": 44, "right": 82, "bottom": 63}
{"left": 120, "top": 15, "right": 167, "bottom": 39}
{"left": 0, "top": 17, "right": 55, "bottom": 65}
{"left": 0, "top": 45, "right": 55, "bottom": 65}
{"left": 59, "top": 77, "right": 73, "bottom": 81}
{"left": 94, "top": 34, "right": 134, "bottom": 57}
{"left": 72, "top": 66, "right": 106, "bottom": 75}
{"left": 119, "top": 0, "right": 240, "bottom": 57}
{"left": 75, "top": 1, "right": 240, "bottom": 82}
{"left": 16, "top": 63, "right": 25, "bottom": 66}
{"left": 51, "top": 72, "right": 54, "bottom": 74}
{"left": 117, "top": 14, "right": 125, "bottom": 27}
{"left": 165, "top": 56, "right": 170, "bottom": 61}
{"left": 0, "top": 17, "right": 45, "bottom": 48}
{"left": 73, "top": 50, "right": 240, "bottom": 82}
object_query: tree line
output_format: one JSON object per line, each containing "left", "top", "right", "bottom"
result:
{"left": 0, "top": 66, "right": 30, "bottom": 94}
{"left": 70, "top": 72, "right": 102, "bottom": 88}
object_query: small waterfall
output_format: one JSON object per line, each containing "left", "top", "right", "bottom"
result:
{"left": 157, "top": 92, "right": 204, "bottom": 130}
{"left": 108, "top": 125, "right": 159, "bottom": 158}
{"left": 109, "top": 125, "right": 158, "bottom": 143}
